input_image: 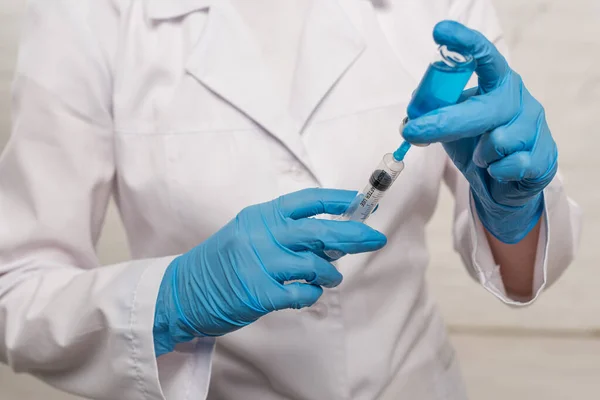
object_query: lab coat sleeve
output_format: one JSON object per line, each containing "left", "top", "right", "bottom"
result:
{"left": 0, "top": 2, "right": 213, "bottom": 399}
{"left": 444, "top": 158, "right": 582, "bottom": 306}
{"left": 443, "top": 0, "right": 583, "bottom": 306}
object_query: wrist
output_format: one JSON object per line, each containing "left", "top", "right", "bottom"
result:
{"left": 153, "top": 263, "right": 177, "bottom": 357}
{"left": 153, "top": 257, "right": 196, "bottom": 357}
{"left": 472, "top": 189, "right": 544, "bottom": 244}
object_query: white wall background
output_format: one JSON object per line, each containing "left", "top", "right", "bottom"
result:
{"left": 0, "top": 1, "right": 598, "bottom": 399}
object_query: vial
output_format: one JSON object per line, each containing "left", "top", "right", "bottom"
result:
{"left": 406, "top": 45, "right": 476, "bottom": 120}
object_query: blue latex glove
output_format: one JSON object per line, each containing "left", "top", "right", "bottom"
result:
{"left": 402, "top": 21, "right": 558, "bottom": 244}
{"left": 153, "top": 188, "right": 387, "bottom": 356}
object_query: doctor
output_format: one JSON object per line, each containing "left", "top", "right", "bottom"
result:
{"left": 0, "top": 0, "right": 581, "bottom": 399}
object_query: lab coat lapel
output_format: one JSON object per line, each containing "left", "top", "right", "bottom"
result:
{"left": 182, "top": 0, "right": 365, "bottom": 181}
{"left": 290, "top": 0, "right": 366, "bottom": 132}
{"left": 184, "top": 1, "right": 297, "bottom": 141}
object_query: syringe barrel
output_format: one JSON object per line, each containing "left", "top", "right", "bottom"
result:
{"left": 342, "top": 153, "right": 404, "bottom": 222}
{"left": 324, "top": 154, "right": 404, "bottom": 260}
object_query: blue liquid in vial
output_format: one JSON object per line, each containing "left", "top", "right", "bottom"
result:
{"left": 406, "top": 61, "right": 475, "bottom": 120}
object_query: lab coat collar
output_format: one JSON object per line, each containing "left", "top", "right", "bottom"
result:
{"left": 146, "top": 0, "right": 212, "bottom": 20}
{"left": 147, "top": 0, "right": 366, "bottom": 183}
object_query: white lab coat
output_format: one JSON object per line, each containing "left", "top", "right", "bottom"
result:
{"left": 0, "top": 0, "right": 581, "bottom": 399}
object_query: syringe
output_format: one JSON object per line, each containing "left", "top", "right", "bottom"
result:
{"left": 324, "top": 45, "right": 476, "bottom": 260}
{"left": 337, "top": 145, "right": 410, "bottom": 224}
{"left": 323, "top": 140, "right": 410, "bottom": 260}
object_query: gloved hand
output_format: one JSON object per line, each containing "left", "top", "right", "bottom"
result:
{"left": 402, "top": 21, "right": 558, "bottom": 244}
{"left": 153, "top": 188, "right": 387, "bottom": 356}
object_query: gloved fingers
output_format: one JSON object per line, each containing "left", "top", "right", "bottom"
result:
{"left": 402, "top": 76, "right": 520, "bottom": 145}
{"left": 487, "top": 152, "right": 536, "bottom": 182}
{"left": 472, "top": 119, "right": 534, "bottom": 169}
{"left": 278, "top": 218, "right": 387, "bottom": 254}
{"left": 277, "top": 188, "right": 358, "bottom": 219}
{"left": 433, "top": 20, "right": 510, "bottom": 93}
{"left": 273, "top": 252, "right": 343, "bottom": 288}
{"left": 402, "top": 85, "right": 477, "bottom": 148}
{"left": 272, "top": 282, "right": 323, "bottom": 310}
{"left": 486, "top": 118, "right": 558, "bottom": 184}
{"left": 458, "top": 87, "right": 479, "bottom": 103}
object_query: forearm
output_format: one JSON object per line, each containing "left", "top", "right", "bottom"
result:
{"left": 485, "top": 217, "right": 542, "bottom": 300}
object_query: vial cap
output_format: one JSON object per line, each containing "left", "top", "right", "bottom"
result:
{"left": 438, "top": 45, "right": 474, "bottom": 68}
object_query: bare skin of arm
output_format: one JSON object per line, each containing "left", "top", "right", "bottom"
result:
{"left": 485, "top": 219, "right": 542, "bottom": 300}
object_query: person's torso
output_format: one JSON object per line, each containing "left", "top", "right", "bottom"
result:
{"left": 111, "top": 0, "right": 468, "bottom": 398}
